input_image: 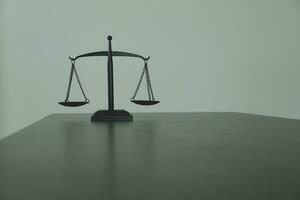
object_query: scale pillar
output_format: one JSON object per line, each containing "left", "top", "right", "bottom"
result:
{"left": 91, "top": 35, "right": 133, "bottom": 121}
{"left": 107, "top": 35, "right": 114, "bottom": 111}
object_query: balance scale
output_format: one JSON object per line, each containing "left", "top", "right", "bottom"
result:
{"left": 59, "top": 36, "right": 159, "bottom": 121}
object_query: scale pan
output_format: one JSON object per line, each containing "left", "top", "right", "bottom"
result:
{"left": 59, "top": 101, "right": 89, "bottom": 107}
{"left": 131, "top": 100, "right": 160, "bottom": 106}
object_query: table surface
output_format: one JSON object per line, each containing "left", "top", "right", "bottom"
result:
{"left": 0, "top": 112, "right": 300, "bottom": 200}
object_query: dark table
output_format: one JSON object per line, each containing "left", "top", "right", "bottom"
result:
{"left": 0, "top": 112, "right": 300, "bottom": 200}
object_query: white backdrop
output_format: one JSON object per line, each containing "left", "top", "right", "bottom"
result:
{"left": 1, "top": 0, "right": 300, "bottom": 139}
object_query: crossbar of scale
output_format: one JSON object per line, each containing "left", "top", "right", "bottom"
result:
{"left": 70, "top": 51, "right": 150, "bottom": 61}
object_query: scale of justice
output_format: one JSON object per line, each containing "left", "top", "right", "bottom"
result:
{"left": 59, "top": 35, "right": 159, "bottom": 121}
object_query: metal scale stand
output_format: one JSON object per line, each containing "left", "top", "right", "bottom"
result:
{"left": 59, "top": 36, "right": 159, "bottom": 121}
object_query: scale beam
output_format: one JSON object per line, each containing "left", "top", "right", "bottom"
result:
{"left": 72, "top": 51, "right": 150, "bottom": 61}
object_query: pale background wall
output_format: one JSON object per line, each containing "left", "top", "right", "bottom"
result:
{"left": 1, "top": 0, "right": 300, "bottom": 140}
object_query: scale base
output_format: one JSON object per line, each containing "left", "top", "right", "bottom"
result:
{"left": 91, "top": 110, "right": 133, "bottom": 121}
